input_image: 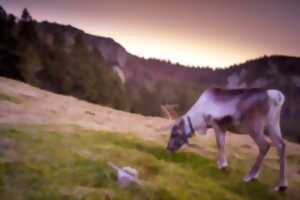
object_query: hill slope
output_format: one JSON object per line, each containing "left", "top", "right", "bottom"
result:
{"left": 0, "top": 126, "right": 287, "bottom": 200}
{"left": 0, "top": 77, "right": 167, "bottom": 139}
{"left": 0, "top": 77, "right": 300, "bottom": 199}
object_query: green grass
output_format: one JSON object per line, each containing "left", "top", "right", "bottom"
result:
{"left": 0, "top": 92, "right": 22, "bottom": 104}
{"left": 0, "top": 125, "right": 290, "bottom": 200}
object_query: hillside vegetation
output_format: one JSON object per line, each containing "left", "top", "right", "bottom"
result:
{"left": 0, "top": 77, "right": 300, "bottom": 199}
{"left": 0, "top": 125, "right": 294, "bottom": 200}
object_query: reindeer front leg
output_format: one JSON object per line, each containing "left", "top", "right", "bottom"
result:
{"left": 211, "top": 119, "right": 228, "bottom": 170}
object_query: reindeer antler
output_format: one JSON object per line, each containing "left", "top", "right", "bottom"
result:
{"left": 161, "top": 104, "right": 179, "bottom": 120}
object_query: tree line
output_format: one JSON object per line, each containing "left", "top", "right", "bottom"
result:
{"left": 0, "top": 7, "right": 200, "bottom": 116}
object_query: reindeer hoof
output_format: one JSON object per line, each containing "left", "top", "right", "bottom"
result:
{"left": 217, "top": 161, "right": 228, "bottom": 170}
{"left": 275, "top": 186, "right": 287, "bottom": 192}
{"left": 220, "top": 166, "right": 227, "bottom": 171}
{"left": 243, "top": 175, "right": 257, "bottom": 182}
{"left": 243, "top": 171, "right": 260, "bottom": 182}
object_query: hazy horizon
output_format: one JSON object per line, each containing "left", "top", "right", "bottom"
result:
{"left": 1, "top": 0, "right": 300, "bottom": 68}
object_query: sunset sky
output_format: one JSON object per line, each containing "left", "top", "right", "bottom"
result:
{"left": 1, "top": 0, "right": 300, "bottom": 68}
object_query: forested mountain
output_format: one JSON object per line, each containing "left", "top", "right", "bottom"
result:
{"left": 0, "top": 6, "right": 300, "bottom": 142}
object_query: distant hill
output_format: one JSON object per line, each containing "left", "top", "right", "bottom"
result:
{"left": 0, "top": 6, "right": 300, "bottom": 142}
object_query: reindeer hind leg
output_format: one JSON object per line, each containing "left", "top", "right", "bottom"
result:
{"left": 267, "top": 90, "right": 288, "bottom": 191}
{"left": 267, "top": 121, "right": 288, "bottom": 191}
{"left": 244, "top": 121, "right": 270, "bottom": 182}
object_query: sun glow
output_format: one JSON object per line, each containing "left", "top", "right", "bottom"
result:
{"left": 87, "top": 26, "right": 263, "bottom": 68}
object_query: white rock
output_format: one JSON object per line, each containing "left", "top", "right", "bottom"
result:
{"left": 108, "top": 162, "right": 141, "bottom": 187}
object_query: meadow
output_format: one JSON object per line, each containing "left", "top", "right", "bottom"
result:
{"left": 0, "top": 125, "right": 293, "bottom": 200}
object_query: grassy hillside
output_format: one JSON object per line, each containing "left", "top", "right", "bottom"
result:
{"left": 0, "top": 125, "right": 296, "bottom": 200}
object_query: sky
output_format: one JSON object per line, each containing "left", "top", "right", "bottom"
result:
{"left": 1, "top": 0, "right": 300, "bottom": 68}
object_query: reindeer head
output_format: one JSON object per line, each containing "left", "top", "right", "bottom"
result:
{"left": 166, "top": 118, "right": 189, "bottom": 153}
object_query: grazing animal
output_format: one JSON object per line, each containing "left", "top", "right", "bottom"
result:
{"left": 166, "top": 87, "right": 287, "bottom": 191}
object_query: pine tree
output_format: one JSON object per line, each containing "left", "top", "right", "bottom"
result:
{"left": 19, "top": 8, "right": 38, "bottom": 44}
{"left": 21, "top": 8, "right": 32, "bottom": 22}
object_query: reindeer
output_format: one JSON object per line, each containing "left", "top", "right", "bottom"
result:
{"left": 166, "top": 87, "right": 288, "bottom": 191}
